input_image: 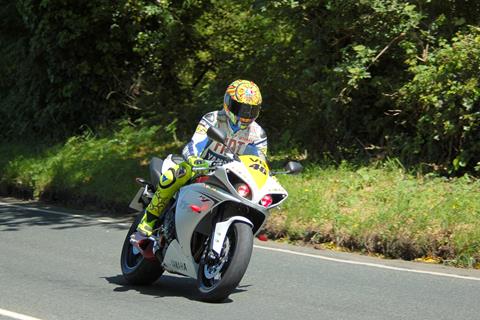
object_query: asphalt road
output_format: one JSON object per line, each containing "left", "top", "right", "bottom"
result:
{"left": 1, "top": 198, "right": 480, "bottom": 320}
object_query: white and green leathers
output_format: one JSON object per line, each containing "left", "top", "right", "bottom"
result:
{"left": 137, "top": 109, "right": 268, "bottom": 236}
{"left": 182, "top": 110, "right": 267, "bottom": 162}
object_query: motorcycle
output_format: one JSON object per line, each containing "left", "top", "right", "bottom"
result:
{"left": 120, "top": 126, "right": 302, "bottom": 302}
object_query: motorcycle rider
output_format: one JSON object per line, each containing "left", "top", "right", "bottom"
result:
{"left": 133, "top": 79, "right": 267, "bottom": 240}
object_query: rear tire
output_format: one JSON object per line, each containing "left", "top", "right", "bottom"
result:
{"left": 120, "top": 213, "right": 164, "bottom": 285}
{"left": 197, "top": 222, "right": 253, "bottom": 302}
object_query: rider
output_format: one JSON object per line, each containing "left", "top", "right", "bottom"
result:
{"left": 134, "top": 79, "right": 267, "bottom": 239}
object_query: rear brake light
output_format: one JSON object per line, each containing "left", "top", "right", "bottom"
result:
{"left": 236, "top": 183, "right": 251, "bottom": 198}
{"left": 260, "top": 194, "right": 273, "bottom": 207}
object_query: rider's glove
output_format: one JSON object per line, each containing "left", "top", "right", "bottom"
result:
{"left": 187, "top": 156, "right": 209, "bottom": 174}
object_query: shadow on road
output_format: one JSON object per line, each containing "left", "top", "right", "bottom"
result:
{"left": 104, "top": 274, "right": 250, "bottom": 303}
{"left": 0, "top": 203, "right": 133, "bottom": 232}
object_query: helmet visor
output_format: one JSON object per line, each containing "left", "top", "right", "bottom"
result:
{"left": 229, "top": 99, "right": 261, "bottom": 120}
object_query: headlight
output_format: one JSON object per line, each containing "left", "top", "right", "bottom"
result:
{"left": 260, "top": 194, "right": 273, "bottom": 207}
{"left": 227, "top": 170, "right": 252, "bottom": 200}
{"left": 235, "top": 183, "right": 251, "bottom": 198}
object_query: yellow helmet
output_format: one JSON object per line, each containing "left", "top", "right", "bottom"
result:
{"left": 223, "top": 80, "right": 262, "bottom": 130}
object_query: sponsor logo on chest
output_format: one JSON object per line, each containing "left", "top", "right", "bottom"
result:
{"left": 211, "top": 137, "right": 250, "bottom": 154}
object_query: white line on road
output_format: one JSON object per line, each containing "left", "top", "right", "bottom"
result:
{"left": 0, "top": 308, "right": 43, "bottom": 320}
{"left": 2, "top": 200, "right": 480, "bottom": 282}
{"left": 0, "top": 201, "right": 130, "bottom": 227}
{"left": 254, "top": 245, "right": 480, "bottom": 282}
{"left": 0, "top": 201, "right": 84, "bottom": 218}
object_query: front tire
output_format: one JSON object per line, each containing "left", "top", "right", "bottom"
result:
{"left": 120, "top": 213, "right": 164, "bottom": 285}
{"left": 197, "top": 222, "right": 253, "bottom": 302}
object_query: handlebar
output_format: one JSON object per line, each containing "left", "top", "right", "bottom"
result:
{"left": 191, "top": 157, "right": 234, "bottom": 172}
{"left": 191, "top": 166, "right": 217, "bottom": 172}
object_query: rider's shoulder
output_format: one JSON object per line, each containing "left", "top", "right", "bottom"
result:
{"left": 248, "top": 121, "right": 267, "bottom": 140}
{"left": 244, "top": 121, "right": 267, "bottom": 142}
{"left": 200, "top": 111, "right": 219, "bottom": 126}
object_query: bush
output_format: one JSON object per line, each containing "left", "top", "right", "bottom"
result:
{"left": 395, "top": 27, "right": 480, "bottom": 174}
{"left": 2, "top": 0, "right": 480, "bottom": 174}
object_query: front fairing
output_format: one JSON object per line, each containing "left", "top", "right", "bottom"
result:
{"left": 219, "top": 155, "right": 288, "bottom": 208}
{"left": 173, "top": 155, "right": 288, "bottom": 256}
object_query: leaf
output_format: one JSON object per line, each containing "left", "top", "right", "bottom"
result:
{"left": 353, "top": 44, "right": 366, "bottom": 53}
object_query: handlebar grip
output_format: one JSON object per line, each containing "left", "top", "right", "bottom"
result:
{"left": 192, "top": 166, "right": 215, "bottom": 172}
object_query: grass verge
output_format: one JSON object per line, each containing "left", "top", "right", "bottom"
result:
{"left": 0, "top": 123, "right": 182, "bottom": 211}
{"left": 270, "top": 161, "right": 480, "bottom": 268}
{"left": 1, "top": 128, "right": 479, "bottom": 268}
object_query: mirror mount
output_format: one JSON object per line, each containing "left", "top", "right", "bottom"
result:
{"left": 206, "top": 126, "right": 239, "bottom": 161}
{"left": 285, "top": 161, "right": 303, "bottom": 174}
{"left": 271, "top": 161, "right": 303, "bottom": 175}
{"left": 207, "top": 126, "right": 227, "bottom": 144}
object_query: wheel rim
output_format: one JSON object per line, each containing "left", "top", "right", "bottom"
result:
{"left": 125, "top": 245, "right": 143, "bottom": 269}
{"left": 199, "top": 228, "right": 236, "bottom": 290}
{"left": 203, "top": 236, "right": 230, "bottom": 280}
{"left": 122, "top": 230, "right": 144, "bottom": 272}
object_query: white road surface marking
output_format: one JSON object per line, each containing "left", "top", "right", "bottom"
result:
{"left": 0, "top": 201, "right": 130, "bottom": 227}
{"left": 0, "top": 308, "right": 43, "bottom": 320}
{"left": 253, "top": 245, "right": 480, "bottom": 281}
{"left": 2, "top": 201, "right": 480, "bottom": 282}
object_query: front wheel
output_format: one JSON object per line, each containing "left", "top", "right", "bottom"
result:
{"left": 120, "top": 213, "right": 164, "bottom": 285}
{"left": 197, "top": 222, "right": 253, "bottom": 302}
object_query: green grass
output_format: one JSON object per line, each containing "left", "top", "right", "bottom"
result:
{"left": 272, "top": 160, "right": 480, "bottom": 267}
{"left": 0, "top": 123, "right": 183, "bottom": 210}
{"left": 1, "top": 127, "right": 479, "bottom": 267}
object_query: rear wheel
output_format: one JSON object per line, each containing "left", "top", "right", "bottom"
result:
{"left": 120, "top": 213, "right": 164, "bottom": 285}
{"left": 197, "top": 222, "right": 253, "bottom": 302}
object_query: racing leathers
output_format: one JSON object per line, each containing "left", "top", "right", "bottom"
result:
{"left": 182, "top": 110, "right": 267, "bottom": 162}
{"left": 136, "top": 109, "right": 267, "bottom": 236}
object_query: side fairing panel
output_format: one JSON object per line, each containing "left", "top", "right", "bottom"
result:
{"left": 162, "top": 240, "right": 198, "bottom": 278}
{"left": 175, "top": 183, "right": 239, "bottom": 257}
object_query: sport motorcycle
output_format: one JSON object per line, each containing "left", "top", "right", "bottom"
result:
{"left": 120, "top": 126, "right": 302, "bottom": 302}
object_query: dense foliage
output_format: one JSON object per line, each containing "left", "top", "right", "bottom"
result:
{"left": 1, "top": 0, "right": 480, "bottom": 173}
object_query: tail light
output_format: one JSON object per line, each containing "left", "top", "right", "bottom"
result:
{"left": 260, "top": 194, "right": 273, "bottom": 207}
{"left": 235, "top": 183, "right": 251, "bottom": 198}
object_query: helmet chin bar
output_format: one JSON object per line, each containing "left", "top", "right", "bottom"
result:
{"left": 228, "top": 114, "right": 253, "bottom": 131}
{"left": 224, "top": 103, "right": 256, "bottom": 131}
{"left": 239, "top": 121, "right": 250, "bottom": 129}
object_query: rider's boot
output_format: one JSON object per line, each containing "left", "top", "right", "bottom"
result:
{"left": 133, "top": 162, "right": 192, "bottom": 240}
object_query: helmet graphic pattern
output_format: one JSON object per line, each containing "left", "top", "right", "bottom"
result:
{"left": 224, "top": 80, "right": 262, "bottom": 130}
{"left": 225, "top": 80, "right": 262, "bottom": 105}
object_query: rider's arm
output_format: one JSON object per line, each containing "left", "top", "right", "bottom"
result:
{"left": 244, "top": 128, "right": 268, "bottom": 161}
{"left": 255, "top": 136, "right": 268, "bottom": 161}
{"left": 182, "top": 113, "right": 215, "bottom": 160}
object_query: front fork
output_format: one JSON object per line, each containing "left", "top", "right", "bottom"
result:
{"left": 210, "top": 216, "right": 253, "bottom": 256}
